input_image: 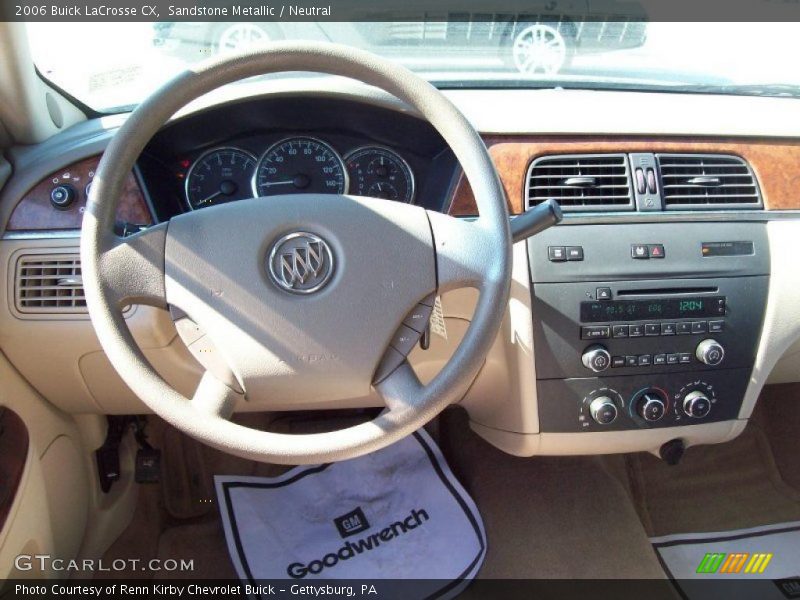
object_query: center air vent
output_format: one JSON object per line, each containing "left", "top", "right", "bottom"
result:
{"left": 657, "top": 154, "right": 762, "bottom": 209}
{"left": 15, "top": 253, "right": 86, "bottom": 315}
{"left": 526, "top": 154, "right": 634, "bottom": 211}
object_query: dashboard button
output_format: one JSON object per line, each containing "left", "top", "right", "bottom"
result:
{"left": 631, "top": 244, "right": 649, "bottom": 259}
{"left": 566, "top": 247, "right": 584, "bottom": 261}
{"left": 654, "top": 354, "right": 667, "bottom": 365}
{"left": 691, "top": 321, "right": 708, "bottom": 334}
{"left": 661, "top": 323, "right": 677, "bottom": 335}
{"left": 645, "top": 323, "right": 660, "bottom": 336}
{"left": 679, "top": 353, "right": 693, "bottom": 364}
{"left": 548, "top": 246, "right": 566, "bottom": 262}
{"left": 612, "top": 325, "right": 629, "bottom": 338}
{"left": 596, "top": 287, "right": 612, "bottom": 300}
{"left": 625, "top": 355, "right": 638, "bottom": 367}
{"left": 708, "top": 320, "right": 725, "bottom": 333}
{"left": 677, "top": 322, "right": 692, "bottom": 335}
{"left": 667, "top": 353, "right": 679, "bottom": 364}
{"left": 611, "top": 356, "right": 625, "bottom": 368}
{"left": 649, "top": 244, "right": 665, "bottom": 258}
{"left": 581, "top": 326, "right": 610, "bottom": 340}
{"left": 629, "top": 324, "right": 644, "bottom": 337}
{"left": 638, "top": 354, "right": 652, "bottom": 366}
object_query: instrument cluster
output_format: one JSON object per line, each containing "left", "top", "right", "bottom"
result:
{"left": 184, "top": 136, "right": 415, "bottom": 211}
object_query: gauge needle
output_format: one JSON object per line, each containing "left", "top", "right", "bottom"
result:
{"left": 261, "top": 180, "right": 295, "bottom": 187}
{"left": 197, "top": 190, "right": 223, "bottom": 205}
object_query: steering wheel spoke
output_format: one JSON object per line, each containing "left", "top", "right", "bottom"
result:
{"left": 428, "top": 211, "right": 500, "bottom": 293}
{"left": 98, "top": 223, "right": 168, "bottom": 310}
{"left": 374, "top": 361, "right": 425, "bottom": 413}
{"left": 192, "top": 371, "right": 243, "bottom": 420}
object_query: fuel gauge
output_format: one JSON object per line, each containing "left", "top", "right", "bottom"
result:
{"left": 345, "top": 146, "right": 415, "bottom": 203}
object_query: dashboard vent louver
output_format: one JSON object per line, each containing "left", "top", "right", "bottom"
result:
{"left": 526, "top": 154, "right": 634, "bottom": 211}
{"left": 657, "top": 154, "right": 762, "bottom": 209}
{"left": 15, "top": 254, "right": 86, "bottom": 314}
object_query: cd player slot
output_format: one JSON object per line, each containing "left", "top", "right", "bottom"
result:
{"left": 616, "top": 286, "right": 718, "bottom": 297}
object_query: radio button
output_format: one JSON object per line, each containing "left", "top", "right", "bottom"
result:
{"left": 708, "top": 320, "right": 725, "bottom": 333}
{"left": 645, "top": 323, "right": 661, "bottom": 336}
{"left": 691, "top": 321, "right": 708, "bottom": 334}
{"left": 666, "top": 353, "right": 679, "bottom": 364}
{"left": 625, "top": 355, "right": 638, "bottom": 367}
{"left": 696, "top": 339, "right": 725, "bottom": 366}
{"left": 654, "top": 354, "right": 667, "bottom": 365}
{"left": 611, "top": 356, "right": 625, "bottom": 368}
{"left": 548, "top": 246, "right": 567, "bottom": 262}
{"left": 629, "top": 324, "right": 644, "bottom": 337}
{"left": 661, "top": 323, "right": 677, "bottom": 335}
{"left": 612, "top": 325, "right": 629, "bottom": 338}
{"left": 582, "top": 345, "right": 612, "bottom": 372}
{"left": 679, "top": 353, "right": 693, "bottom": 364}
{"left": 638, "top": 354, "right": 652, "bottom": 366}
{"left": 581, "top": 326, "right": 610, "bottom": 340}
{"left": 596, "top": 287, "right": 612, "bottom": 300}
{"left": 677, "top": 322, "right": 692, "bottom": 335}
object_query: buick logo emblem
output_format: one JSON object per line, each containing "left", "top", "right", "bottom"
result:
{"left": 268, "top": 232, "right": 334, "bottom": 294}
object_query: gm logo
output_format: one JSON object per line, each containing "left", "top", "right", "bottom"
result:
{"left": 696, "top": 552, "right": 773, "bottom": 574}
{"left": 333, "top": 507, "right": 370, "bottom": 539}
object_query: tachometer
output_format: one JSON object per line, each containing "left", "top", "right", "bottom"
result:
{"left": 345, "top": 146, "right": 415, "bottom": 203}
{"left": 253, "top": 137, "right": 347, "bottom": 197}
{"left": 185, "top": 147, "right": 257, "bottom": 210}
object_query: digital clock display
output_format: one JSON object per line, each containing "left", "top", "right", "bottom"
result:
{"left": 580, "top": 296, "right": 726, "bottom": 323}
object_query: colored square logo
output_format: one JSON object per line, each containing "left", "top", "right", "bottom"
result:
{"left": 333, "top": 507, "right": 370, "bottom": 538}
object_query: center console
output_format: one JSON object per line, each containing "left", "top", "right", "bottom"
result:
{"left": 528, "top": 222, "right": 769, "bottom": 434}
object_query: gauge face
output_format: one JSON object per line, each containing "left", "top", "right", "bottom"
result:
{"left": 345, "top": 146, "right": 415, "bottom": 203}
{"left": 253, "top": 137, "right": 347, "bottom": 197}
{"left": 185, "top": 147, "right": 257, "bottom": 210}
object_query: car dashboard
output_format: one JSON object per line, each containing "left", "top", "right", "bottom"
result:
{"left": 1, "top": 83, "right": 800, "bottom": 459}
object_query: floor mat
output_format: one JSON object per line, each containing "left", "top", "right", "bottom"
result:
{"left": 652, "top": 521, "right": 800, "bottom": 599}
{"left": 215, "top": 430, "right": 486, "bottom": 597}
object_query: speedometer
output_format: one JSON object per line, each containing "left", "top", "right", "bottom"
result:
{"left": 252, "top": 137, "right": 347, "bottom": 197}
{"left": 185, "top": 147, "right": 257, "bottom": 210}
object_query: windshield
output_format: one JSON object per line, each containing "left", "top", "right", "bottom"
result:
{"left": 27, "top": 21, "right": 800, "bottom": 112}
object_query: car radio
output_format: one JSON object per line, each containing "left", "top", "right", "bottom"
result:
{"left": 526, "top": 222, "right": 770, "bottom": 434}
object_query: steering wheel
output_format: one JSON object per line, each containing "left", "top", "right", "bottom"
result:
{"left": 81, "top": 42, "right": 511, "bottom": 465}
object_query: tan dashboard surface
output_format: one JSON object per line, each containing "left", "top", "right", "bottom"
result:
{"left": 450, "top": 136, "right": 800, "bottom": 215}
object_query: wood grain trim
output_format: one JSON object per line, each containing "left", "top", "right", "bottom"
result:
{"left": 7, "top": 156, "right": 153, "bottom": 230}
{"left": 449, "top": 136, "right": 800, "bottom": 215}
{"left": 0, "top": 408, "right": 29, "bottom": 532}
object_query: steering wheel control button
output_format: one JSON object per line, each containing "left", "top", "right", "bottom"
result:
{"left": 372, "top": 347, "right": 406, "bottom": 384}
{"left": 683, "top": 390, "right": 712, "bottom": 418}
{"left": 696, "top": 339, "right": 725, "bottom": 366}
{"left": 637, "top": 392, "right": 667, "bottom": 422}
{"left": 590, "top": 397, "right": 618, "bottom": 425}
{"left": 582, "top": 345, "right": 611, "bottom": 372}
{"left": 50, "top": 184, "right": 76, "bottom": 209}
{"left": 548, "top": 246, "right": 567, "bottom": 262}
{"left": 403, "top": 303, "right": 434, "bottom": 333}
{"left": 267, "top": 232, "right": 334, "bottom": 294}
{"left": 566, "top": 246, "right": 584, "bottom": 261}
{"left": 581, "top": 326, "right": 610, "bottom": 340}
{"left": 390, "top": 324, "right": 423, "bottom": 357}
{"left": 631, "top": 244, "right": 649, "bottom": 259}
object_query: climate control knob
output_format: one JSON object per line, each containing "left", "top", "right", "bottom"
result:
{"left": 696, "top": 339, "right": 725, "bottom": 366}
{"left": 637, "top": 392, "right": 667, "bottom": 422}
{"left": 582, "top": 345, "right": 611, "bottom": 373}
{"left": 683, "top": 390, "right": 712, "bottom": 418}
{"left": 589, "top": 396, "right": 618, "bottom": 425}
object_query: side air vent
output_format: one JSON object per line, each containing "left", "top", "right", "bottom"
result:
{"left": 526, "top": 154, "right": 634, "bottom": 211}
{"left": 15, "top": 253, "right": 86, "bottom": 315}
{"left": 657, "top": 154, "right": 762, "bottom": 209}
